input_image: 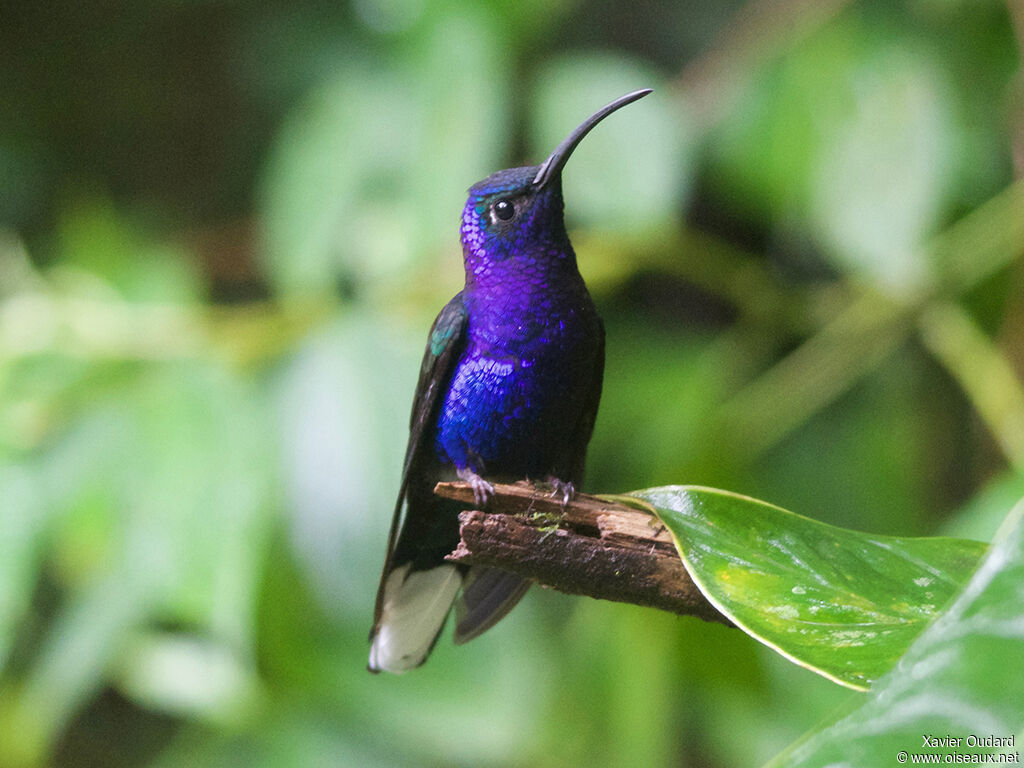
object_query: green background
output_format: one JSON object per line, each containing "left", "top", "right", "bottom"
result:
{"left": 1, "top": 1, "right": 1023, "bottom": 766}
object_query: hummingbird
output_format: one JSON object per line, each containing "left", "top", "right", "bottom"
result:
{"left": 369, "top": 89, "right": 652, "bottom": 673}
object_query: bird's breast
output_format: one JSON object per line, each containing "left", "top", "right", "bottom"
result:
{"left": 434, "top": 295, "right": 600, "bottom": 475}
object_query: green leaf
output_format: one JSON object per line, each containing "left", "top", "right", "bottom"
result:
{"left": 276, "top": 313, "right": 418, "bottom": 616}
{"left": 809, "top": 45, "right": 954, "bottom": 292}
{"left": 0, "top": 361, "right": 273, "bottom": 763}
{"left": 0, "top": 462, "right": 47, "bottom": 675}
{"left": 767, "top": 501, "right": 1024, "bottom": 767}
{"left": 626, "top": 486, "right": 987, "bottom": 689}
{"left": 259, "top": 9, "right": 508, "bottom": 298}
{"left": 55, "top": 195, "right": 202, "bottom": 302}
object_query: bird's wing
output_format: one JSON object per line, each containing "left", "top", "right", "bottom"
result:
{"left": 371, "top": 293, "right": 468, "bottom": 630}
{"left": 564, "top": 316, "right": 605, "bottom": 485}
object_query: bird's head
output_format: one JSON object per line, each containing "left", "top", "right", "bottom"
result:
{"left": 460, "top": 89, "right": 652, "bottom": 280}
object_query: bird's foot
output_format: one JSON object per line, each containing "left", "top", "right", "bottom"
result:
{"left": 544, "top": 476, "right": 575, "bottom": 507}
{"left": 457, "top": 467, "right": 494, "bottom": 506}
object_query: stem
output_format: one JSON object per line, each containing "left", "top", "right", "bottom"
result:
{"left": 919, "top": 302, "right": 1024, "bottom": 472}
{"left": 436, "top": 480, "right": 730, "bottom": 625}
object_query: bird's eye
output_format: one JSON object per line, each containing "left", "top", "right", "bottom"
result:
{"left": 493, "top": 199, "right": 515, "bottom": 221}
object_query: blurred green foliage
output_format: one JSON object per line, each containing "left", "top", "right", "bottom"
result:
{"left": 1, "top": 0, "right": 1023, "bottom": 766}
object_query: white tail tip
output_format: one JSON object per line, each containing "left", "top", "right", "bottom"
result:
{"left": 368, "top": 564, "right": 461, "bottom": 673}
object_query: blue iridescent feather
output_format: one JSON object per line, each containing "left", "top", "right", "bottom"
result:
{"left": 369, "top": 90, "right": 651, "bottom": 673}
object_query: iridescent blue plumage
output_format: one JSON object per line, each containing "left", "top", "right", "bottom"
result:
{"left": 437, "top": 167, "right": 602, "bottom": 481}
{"left": 369, "top": 90, "right": 652, "bottom": 673}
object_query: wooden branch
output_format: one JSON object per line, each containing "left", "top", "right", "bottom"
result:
{"left": 437, "top": 481, "right": 730, "bottom": 626}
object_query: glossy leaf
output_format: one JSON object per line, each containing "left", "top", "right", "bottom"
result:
{"left": 626, "top": 486, "right": 988, "bottom": 689}
{"left": 768, "top": 502, "right": 1024, "bottom": 767}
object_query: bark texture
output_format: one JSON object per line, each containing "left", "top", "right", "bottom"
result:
{"left": 437, "top": 480, "right": 729, "bottom": 625}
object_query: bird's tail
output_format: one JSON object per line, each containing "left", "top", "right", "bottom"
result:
{"left": 368, "top": 563, "right": 460, "bottom": 673}
{"left": 453, "top": 566, "right": 531, "bottom": 644}
{"left": 368, "top": 565, "right": 529, "bottom": 673}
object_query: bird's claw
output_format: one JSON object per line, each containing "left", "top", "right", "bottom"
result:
{"left": 458, "top": 468, "right": 494, "bottom": 506}
{"left": 545, "top": 476, "right": 575, "bottom": 507}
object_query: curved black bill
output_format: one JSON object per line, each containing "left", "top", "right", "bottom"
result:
{"left": 532, "top": 88, "right": 653, "bottom": 189}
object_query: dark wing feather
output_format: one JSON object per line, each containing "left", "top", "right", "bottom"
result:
{"left": 563, "top": 317, "right": 605, "bottom": 485}
{"left": 452, "top": 567, "right": 532, "bottom": 644}
{"left": 371, "top": 293, "right": 468, "bottom": 632}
